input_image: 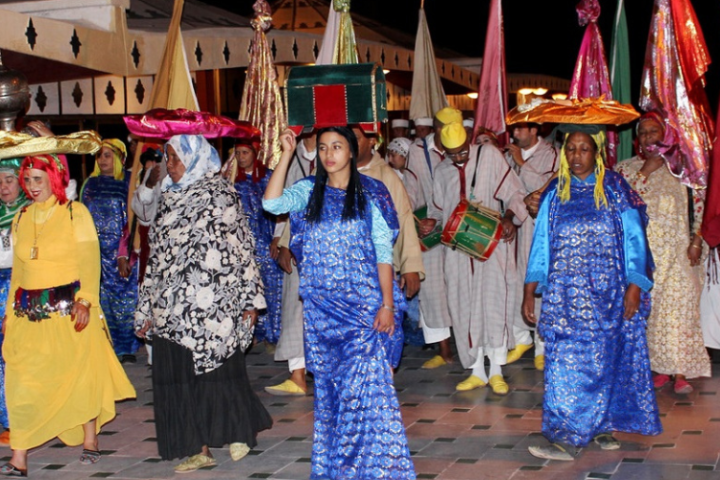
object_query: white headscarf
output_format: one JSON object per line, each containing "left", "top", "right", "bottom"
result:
{"left": 162, "top": 134, "right": 221, "bottom": 192}
{"left": 387, "top": 137, "right": 413, "bottom": 158}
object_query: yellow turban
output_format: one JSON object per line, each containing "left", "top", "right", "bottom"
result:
{"left": 435, "top": 107, "right": 463, "bottom": 126}
{"left": 440, "top": 122, "right": 467, "bottom": 150}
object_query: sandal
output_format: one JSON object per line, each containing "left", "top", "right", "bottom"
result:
{"left": 528, "top": 443, "right": 575, "bottom": 461}
{"left": 174, "top": 454, "right": 216, "bottom": 473}
{"left": 0, "top": 463, "right": 27, "bottom": 477}
{"left": 79, "top": 449, "right": 101, "bottom": 465}
{"left": 593, "top": 433, "right": 621, "bottom": 450}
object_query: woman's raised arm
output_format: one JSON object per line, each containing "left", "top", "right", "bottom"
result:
{"left": 264, "top": 129, "right": 297, "bottom": 201}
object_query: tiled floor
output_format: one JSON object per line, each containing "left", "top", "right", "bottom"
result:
{"left": 11, "top": 344, "right": 720, "bottom": 479}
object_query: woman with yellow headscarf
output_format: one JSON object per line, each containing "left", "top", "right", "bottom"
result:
{"left": 80, "top": 138, "right": 141, "bottom": 362}
{"left": 521, "top": 124, "right": 661, "bottom": 461}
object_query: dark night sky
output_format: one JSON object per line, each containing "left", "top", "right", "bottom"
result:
{"left": 231, "top": 0, "right": 720, "bottom": 113}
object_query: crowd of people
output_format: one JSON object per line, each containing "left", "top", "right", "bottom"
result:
{"left": 0, "top": 100, "right": 714, "bottom": 477}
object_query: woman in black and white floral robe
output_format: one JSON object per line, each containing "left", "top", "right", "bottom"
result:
{"left": 135, "top": 134, "right": 272, "bottom": 472}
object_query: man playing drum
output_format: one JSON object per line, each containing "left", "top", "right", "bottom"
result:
{"left": 407, "top": 107, "right": 462, "bottom": 369}
{"left": 426, "top": 122, "right": 529, "bottom": 395}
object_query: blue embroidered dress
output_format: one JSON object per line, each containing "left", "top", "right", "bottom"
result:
{"left": 235, "top": 170, "right": 283, "bottom": 344}
{"left": 81, "top": 175, "right": 140, "bottom": 356}
{"left": 264, "top": 175, "right": 415, "bottom": 480}
{"left": 526, "top": 171, "right": 662, "bottom": 447}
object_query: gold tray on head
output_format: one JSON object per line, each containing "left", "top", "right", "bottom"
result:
{"left": 506, "top": 98, "right": 640, "bottom": 126}
{"left": 0, "top": 130, "right": 102, "bottom": 159}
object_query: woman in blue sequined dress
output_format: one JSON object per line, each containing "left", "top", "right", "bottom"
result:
{"left": 230, "top": 138, "right": 283, "bottom": 346}
{"left": 263, "top": 126, "right": 415, "bottom": 480}
{"left": 522, "top": 126, "right": 662, "bottom": 461}
{"left": 81, "top": 139, "right": 140, "bottom": 361}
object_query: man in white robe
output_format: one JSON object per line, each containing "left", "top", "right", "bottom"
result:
{"left": 407, "top": 107, "right": 462, "bottom": 367}
{"left": 388, "top": 137, "right": 451, "bottom": 358}
{"left": 413, "top": 117, "right": 434, "bottom": 145}
{"left": 427, "top": 122, "right": 528, "bottom": 395}
{"left": 505, "top": 122, "right": 558, "bottom": 370}
{"left": 391, "top": 118, "right": 411, "bottom": 140}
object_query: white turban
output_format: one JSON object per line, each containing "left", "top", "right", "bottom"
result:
{"left": 387, "top": 137, "right": 413, "bottom": 158}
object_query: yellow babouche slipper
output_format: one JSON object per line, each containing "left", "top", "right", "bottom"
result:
{"left": 264, "top": 379, "right": 307, "bottom": 396}
{"left": 422, "top": 355, "right": 448, "bottom": 369}
{"left": 229, "top": 442, "right": 251, "bottom": 461}
{"left": 455, "top": 375, "right": 486, "bottom": 392}
{"left": 534, "top": 354, "right": 545, "bottom": 371}
{"left": 489, "top": 375, "right": 509, "bottom": 395}
{"left": 506, "top": 343, "right": 534, "bottom": 364}
{"left": 175, "top": 454, "right": 216, "bottom": 473}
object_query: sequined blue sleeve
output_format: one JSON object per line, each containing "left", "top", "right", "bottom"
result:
{"left": 262, "top": 178, "right": 313, "bottom": 215}
{"left": 621, "top": 208, "right": 653, "bottom": 292}
{"left": 371, "top": 200, "right": 394, "bottom": 265}
{"left": 525, "top": 192, "right": 552, "bottom": 294}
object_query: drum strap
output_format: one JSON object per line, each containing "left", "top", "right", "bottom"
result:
{"left": 422, "top": 138, "right": 434, "bottom": 175}
{"left": 296, "top": 155, "right": 314, "bottom": 178}
{"left": 469, "top": 146, "right": 483, "bottom": 200}
{"left": 455, "top": 146, "right": 483, "bottom": 200}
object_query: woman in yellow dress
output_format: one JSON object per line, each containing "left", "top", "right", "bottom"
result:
{"left": 0, "top": 154, "right": 136, "bottom": 477}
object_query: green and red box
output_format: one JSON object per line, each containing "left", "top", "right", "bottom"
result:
{"left": 284, "top": 63, "right": 387, "bottom": 135}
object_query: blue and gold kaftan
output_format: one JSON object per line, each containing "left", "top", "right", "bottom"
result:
{"left": 264, "top": 175, "right": 415, "bottom": 480}
{"left": 235, "top": 170, "right": 283, "bottom": 344}
{"left": 81, "top": 175, "right": 140, "bottom": 356}
{"left": 526, "top": 171, "right": 662, "bottom": 447}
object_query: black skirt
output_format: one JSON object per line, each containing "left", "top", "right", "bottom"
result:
{"left": 152, "top": 337, "right": 273, "bottom": 460}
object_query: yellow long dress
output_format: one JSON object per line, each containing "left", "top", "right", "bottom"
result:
{"left": 3, "top": 195, "right": 136, "bottom": 450}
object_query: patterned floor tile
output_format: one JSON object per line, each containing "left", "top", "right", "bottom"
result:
{"left": 12, "top": 344, "right": 720, "bottom": 479}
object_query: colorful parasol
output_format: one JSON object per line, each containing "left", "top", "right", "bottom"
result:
{"left": 702, "top": 98, "right": 720, "bottom": 247}
{"left": 238, "top": 0, "right": 286, "bottom": 169}
{"left": 610, "top": 0, "right": 633, "bottom": 163}
{"left": 568, "top": 0, "right": 619, "bottom": 166}
{"left": 472, "top": 0, "right": 508, "bottom": 142}
{"left": 409, "top": 1, "right": 448, "bottom": 120}
{"left": 639, "top": 0, "right": 713, "bottom": 192}
{"left": 316, "top": 0, "right": 359, "bottom": 65}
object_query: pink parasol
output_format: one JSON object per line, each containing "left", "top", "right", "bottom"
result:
{"left": 568, "top": 0, "right": 619, "bottom": 167}
{"left": 472, "top": 0, "right": 508, "bottom": 144}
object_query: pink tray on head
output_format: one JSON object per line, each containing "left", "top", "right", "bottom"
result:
{"left": 124, "top": 109, "right": 261, "bottom": 140}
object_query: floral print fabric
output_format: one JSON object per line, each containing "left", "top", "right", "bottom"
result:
{"left": 616, "top": 157, "right": 710, "bottom": 378}
{"left": 136, "top": 173, "right": 266, "bottom": 374}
